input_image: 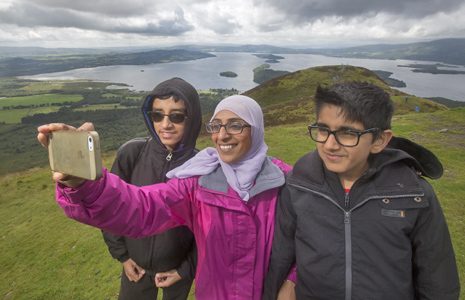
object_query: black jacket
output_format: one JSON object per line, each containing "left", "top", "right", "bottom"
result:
{"left": 264, "top": 148, "right": 460, "bottom": 300}
{"left": 102, "top": 78, "right": 201, "bottom": 280}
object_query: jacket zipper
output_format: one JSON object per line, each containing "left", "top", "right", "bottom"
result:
{"left": 148, "top": 150, "right": 173, "bottom": 270}
{"left": 344, "top": 210, "right": 352, "bottom": 300}
{"left": 166, "top": 151, "right": 173, "bottom": 161}
{"left": 289, "top": 182, "right": 424, "bottom": 300}
{"left": 162, "top": 151, "right": 173, "bottom": 182}
{"left": 344, "top": 192, "right": 350, "bottom": 209}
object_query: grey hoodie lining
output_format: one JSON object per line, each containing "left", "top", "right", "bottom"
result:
{"left": 199, "top": 157, "right": 285, "bottom": 198}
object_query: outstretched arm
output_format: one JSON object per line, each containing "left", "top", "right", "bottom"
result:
{"left": 55, "top": 169, "right": 195, "bottom": 239}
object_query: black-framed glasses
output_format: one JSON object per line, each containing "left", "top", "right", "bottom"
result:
{"left": 205, "top": 121, "right": 251, "bottom": 135}
{"left": 147, "top": 111, "right": 187, "bottom": 124}
{"left": 308, "top": 124, "right": 379, "bottom": 147}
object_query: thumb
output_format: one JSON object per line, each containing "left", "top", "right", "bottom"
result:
{"left": 135, "top": 265, "right": 145, "bottom": 276}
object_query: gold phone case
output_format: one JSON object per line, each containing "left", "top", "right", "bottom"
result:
{"left": 48, "top": 130, "right": 102, "bottom": 180}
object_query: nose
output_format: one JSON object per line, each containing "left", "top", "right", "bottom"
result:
{"left": 323, "top": 133, "right": 340, "bottom": 150}
{"left": 160, "top": 115, "right": 173, "bottom": 128}
{"left": 217, "top": 126, "right": 230, "bottom": 139}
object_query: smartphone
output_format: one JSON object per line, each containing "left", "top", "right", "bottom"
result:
{"left": 48, "top": 130, "right": 102, "bottom": 180}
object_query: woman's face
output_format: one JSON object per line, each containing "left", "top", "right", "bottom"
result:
{"left": 210, "top": 110, "right": 252, "bottom": 164}
{"left": 152, "top": 97, "right": 186, "bottom": 151}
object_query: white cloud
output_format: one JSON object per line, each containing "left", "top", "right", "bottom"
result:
{"left": 0, "top": 0, "right": 464, "bottom": 48}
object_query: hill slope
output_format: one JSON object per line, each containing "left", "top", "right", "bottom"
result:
{"left": 1, "top": 107, "right": 465, "bottom": 299}
{"left": 0, "top": 65, "right": 463, "bottom": 298}
{"left": 244, "top": 65, "right": 447, "bottom": 126}
{"left": 0, "top": 65, "right": 447, "bottom": 177}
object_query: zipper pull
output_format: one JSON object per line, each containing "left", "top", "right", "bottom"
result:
{"left": 344, "top": 192, "right": 350, "bottom": 208}
{"left": 166, "top": 151, "right": 173, "bottom": 161}
{"left": 344, "top": 211, "right": 351, "bottom": 224}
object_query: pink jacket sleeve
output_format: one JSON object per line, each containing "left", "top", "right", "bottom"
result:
{"left": 55, "top": 168, "right": 195, "bottom": 238}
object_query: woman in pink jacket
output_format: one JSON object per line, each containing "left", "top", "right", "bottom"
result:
{"left": 38, "top": 95, "right": 295, "bottom": 300}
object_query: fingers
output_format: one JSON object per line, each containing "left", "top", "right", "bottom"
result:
{"left": 154, "top": 273, "right": 169, "bottom": 287}
{"left": 125, "top": 269, "right": 140, "bottom": 282}
{"left": 134, "top": 264, "right": 146, "bottom": 278}
{"left": 37, "top": 123, "right": 77, "bottom": 147}
{"left": 77, "top": 122, "right": 95, "bottom": 131}
{"left": 154, "top": 270, "right": 181, "bottom": 288}
{"left": 125, "top": 268, "right": 144, "bottom": 282}
{"left": 277, "top": 280, "right": 296, "bottom": 300}
{"left": 122, "top": 259, "right": 145, "bottom": 282}
{"left": 53, "top": 172, "right": 86, "bottom": 188}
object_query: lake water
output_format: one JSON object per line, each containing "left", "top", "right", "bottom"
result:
{"left": 23, "top": 52, "right": 465, "bottom": 101}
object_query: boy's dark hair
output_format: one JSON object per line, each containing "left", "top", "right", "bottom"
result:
{"left": 314, "top": 82, "right": 394, "bottom": 137}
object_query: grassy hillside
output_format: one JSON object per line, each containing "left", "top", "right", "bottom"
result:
{"left": 1, "top": 107, "right": 464, "bottom": 299}
{"left": 245, "top": 65, "right": 447, "bottom": 126}
{"left": 0, "top": 65, "right": 462, "bottom": 299}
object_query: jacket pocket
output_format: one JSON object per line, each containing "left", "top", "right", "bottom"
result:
{"left": 377, "top": 196, "right": 429, "bottom": 220}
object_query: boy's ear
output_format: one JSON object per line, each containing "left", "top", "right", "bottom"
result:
{"left": 370, "top": 130, "right": 393, "bottom": 154}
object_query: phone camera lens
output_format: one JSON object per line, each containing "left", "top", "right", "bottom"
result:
{"left": 88, "top": 136, "right": 94, "bottom": 151}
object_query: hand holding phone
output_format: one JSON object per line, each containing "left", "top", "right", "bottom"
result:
{"left": 48, "top": 130, "right": 102, "bottom": 180}
{"left": 37, "top": 123, "right": 101, "bottom": 187}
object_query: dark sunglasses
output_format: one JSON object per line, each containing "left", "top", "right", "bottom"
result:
{"left": 147, "top": 111, "right": 187, "bottom": 124}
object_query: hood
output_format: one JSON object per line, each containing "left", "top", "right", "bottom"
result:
{"left": 386, "top": 136, "right": 443, "bottom": 179}
{"left": 141, "top": 77, "right": 202, "bottom": 153}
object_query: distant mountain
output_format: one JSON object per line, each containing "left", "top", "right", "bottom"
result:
{"left": 0, "top": 46, "right": 118, "bottom": 58}
{"left": 2, "top": 38, "right": 464, "bottom": 77}
{"left": 168, "top": 44, "right": 293, "bottom": 54}
{"left": 0, "top": 49, "right": 215, "bottom": 77}
{"left": 185, "top": 38, "right": 465, "bottom": 66}
{"left": 309, "top": 38, "right": 465, "bottom": 66}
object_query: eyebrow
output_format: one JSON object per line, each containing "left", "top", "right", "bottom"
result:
{"left": 315, "top": 122, "right": 363, "bottom": 131}
{"left": 211, "top": 118, "right": 245, "bottom": 123}
{"left": 152, "top": 108, "right": 186, "bottom": 113}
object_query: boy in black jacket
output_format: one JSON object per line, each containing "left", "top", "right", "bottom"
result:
{"left": 103, "top": 78, "right": 200, "bottom": 300}
{"left": 264, "top": 82, "right": 460, "bottom": 299}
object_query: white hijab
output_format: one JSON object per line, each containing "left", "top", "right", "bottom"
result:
{"left": 166, "top": 95, "right": 268, "bottom": 201}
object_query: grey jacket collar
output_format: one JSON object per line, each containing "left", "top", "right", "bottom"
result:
{"left": 199, "top": 157, "right": 285, "bottom": 199}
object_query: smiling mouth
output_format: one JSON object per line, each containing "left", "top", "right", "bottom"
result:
{"left": 219, "top": 144, "right": 235, "bottom": 152}
{"left": 160, "top": 131, "right": 175, "bottom": 136}
{"left": 324, "top": 152, "right": 343, "bottom": 161}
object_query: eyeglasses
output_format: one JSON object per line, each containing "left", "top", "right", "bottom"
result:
{"left": 205, "top": 121, "right": 251, "bottom": 135}
{"left": 308, "top": 124, "right": 379, "bottom": 147}
{"left": 147, "top": 111, "right": 187, "bottom": 124}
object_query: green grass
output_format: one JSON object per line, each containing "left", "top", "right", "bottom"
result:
{"left": 0, "top": 69, "right": 462, "bottom": 298}
{"left": 1, "top": 108, "right": 464, "bottom": 299}
{"left": 73, "top": 104, "right": 129, "bottom": 112}
{"left": 0, "top": 106, "right": 61, "bottom": 124}
{"left": 0, "top": 94, "right": 83, "bottom": 108}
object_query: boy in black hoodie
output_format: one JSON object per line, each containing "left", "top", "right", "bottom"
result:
{"left": 264, "top": 82, "right": 460, "bottom": 299}
{"left": 102, "top": 78, "right": 200, "bottom": 300}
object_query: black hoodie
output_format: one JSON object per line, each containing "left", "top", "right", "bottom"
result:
{"left": 264, "top": 146, "right": 460, "bottom": 300}
{"left": 102, "top": 78, "right": 201, "bottom": 282}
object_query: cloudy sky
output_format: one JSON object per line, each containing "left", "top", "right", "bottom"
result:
{"left": 1, "top": 0, "right": 465, "bottom": 48}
